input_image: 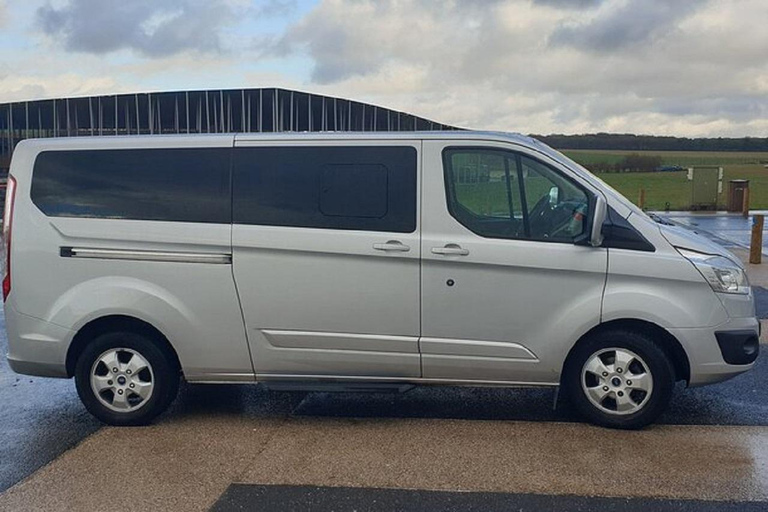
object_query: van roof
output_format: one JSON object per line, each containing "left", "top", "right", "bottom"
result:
{"left": 234, "top": 130, "right": 538, "bottom": 144}
{"left": 17, "top": 130, "right": 540, "bottom": 148}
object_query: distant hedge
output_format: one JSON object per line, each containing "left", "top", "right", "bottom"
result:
{"left": 533, "top": 133, "right": 768, "bottom": 152}
{"left": 583, "top": 153, "right": 664, "bottom": 173}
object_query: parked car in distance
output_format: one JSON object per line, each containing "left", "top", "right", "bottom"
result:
{"left": 655, "top": 165, "right": 685, "bottom": 172}
{"left": 3, "top": 132, "right": 759, "bottom": 429}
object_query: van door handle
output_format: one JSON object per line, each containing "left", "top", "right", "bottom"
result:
{"left": 373, "top": 241, "right": 411, "bottom": 252}
{"left": 431, "top": 244, "right": 469, "bottom": 256}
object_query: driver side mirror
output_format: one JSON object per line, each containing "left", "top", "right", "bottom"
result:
{"left": 590, "top": 196, "right": 607, "bottom": 247}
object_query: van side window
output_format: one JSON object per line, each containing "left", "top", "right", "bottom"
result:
{"left": 320, "top": 164, "right": 388, "bottom": 218}
{"left": 444, "top": 148, "right": 589, "bottom": 242}
{"left": 31, "top": 148, "right": 231, "bottom": 223}
{"left": 233, "top": 146, "right": 417, "bottom": 233}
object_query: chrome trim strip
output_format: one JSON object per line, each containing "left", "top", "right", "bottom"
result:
{"left": 420, "top": 336, "right": 538, "bottom": 360}
{"left": 261, "top": 329, "right": 419, "bottom": 354}
{"left": 61, "top": 247, "right": 232, "bottom": 264}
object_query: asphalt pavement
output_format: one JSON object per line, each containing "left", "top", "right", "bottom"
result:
{"left": 212, "top": 485, "right": 767, "bottom": 512}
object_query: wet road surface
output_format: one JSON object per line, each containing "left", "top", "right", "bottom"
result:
{"left": 659, "top": 211, "right": 768, "bottom": 254}
{"left": 0, "top": 312, "right": 100, "bottom": 493}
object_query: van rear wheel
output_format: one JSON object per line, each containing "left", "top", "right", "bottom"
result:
{"left": 75, "top": 331, "right": 179, "bottom": 426}
{"left": 563, "top": 329, "right": 675, "bottom": 429}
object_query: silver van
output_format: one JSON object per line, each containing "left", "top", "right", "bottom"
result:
{"left": 3, "top": 132, "right": 759, "bottom": 429}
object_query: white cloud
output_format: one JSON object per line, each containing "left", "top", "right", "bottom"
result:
{"left": 549, "top": 0, "right": 701, "bottom": 51}
{"left": 0, "top": 74, "right": 131, "bottom": 103}
{"left": 269, "top": 0, "right": 768, "bottom": 136}
{"left": 36, "top": 0, "right": 249, "bottom": 57}
{"left": 2, "top": 0, "right": 766, "bottom": 137}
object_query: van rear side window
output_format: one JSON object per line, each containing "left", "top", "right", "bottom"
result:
{"left": 233, "top": 146, "right": 417, "bottom": 233}
{"left": 31, "top": 148, "right": 231, "bottom": 223}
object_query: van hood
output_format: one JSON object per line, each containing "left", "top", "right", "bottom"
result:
{"left": 658, "top": 223, "right": 742, "bottom": 266}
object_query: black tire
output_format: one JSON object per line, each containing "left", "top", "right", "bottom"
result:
{"left": 74, "top": 331, "right": 180, "bottom": 426}
{"left": 563, "top": 329, "right": 675, "bottom": 429}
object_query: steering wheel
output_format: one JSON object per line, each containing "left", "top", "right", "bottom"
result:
{"left": 528, "top": 195, "right": 586, "bottom": 239}
{"left": 528, "top": 194, "right": 553, "bottom": 222}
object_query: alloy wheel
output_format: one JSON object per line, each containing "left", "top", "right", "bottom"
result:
{"left": 581, "top": 347, "right": 653, "bottom": 416}
{"left": 90, "top": 348, "right": 154, "bottom": 413}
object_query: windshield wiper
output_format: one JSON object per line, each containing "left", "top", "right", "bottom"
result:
{"left": 647, "top": 212, "right": 675, "bottom": 226}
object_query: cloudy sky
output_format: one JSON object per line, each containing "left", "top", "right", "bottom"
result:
{"left": 0, "top": 0, "right": 766, "bottom": 136}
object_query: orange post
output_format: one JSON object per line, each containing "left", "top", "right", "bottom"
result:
{"left": 750, "top": 214, "right": 763, "bottom": 264}
{"left": 638, "top": 188, "right": 646, "bottom": 209}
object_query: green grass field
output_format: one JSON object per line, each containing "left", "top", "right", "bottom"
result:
{"left": 562, "top": 150, "right": 768, "bottom": 210}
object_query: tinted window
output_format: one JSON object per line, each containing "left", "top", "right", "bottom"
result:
{"left": 320, "top": 164, "right": 388, "bottom": 218}
{"left": 234, "top": 146, "right": 417, "bottom": 233}
{"left": 444, "top": 148, "right": 589, "bottom": 242}
{"left": 31, "top": 148, "right": 231, "bottom": 223}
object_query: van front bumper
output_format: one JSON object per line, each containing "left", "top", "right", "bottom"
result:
{"left": 669, "top": 316, "right": 760, "bottom": 387}
{"left": 4, "top": 304, "right": 72, "bottom": 378}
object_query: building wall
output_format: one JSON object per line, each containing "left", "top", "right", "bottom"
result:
{"left": 0, "top": 87, "right": 458, "bottom": 173}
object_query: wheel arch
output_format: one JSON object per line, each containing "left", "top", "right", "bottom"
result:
{"left": 65, "top": 315, "right": 181, "bottom": 378}
{"left": 562, "top": 318, "right": 691, "bottom": 384}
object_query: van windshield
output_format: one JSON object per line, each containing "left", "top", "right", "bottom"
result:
{"left": 534, "top": 140, "right": 650, "bottom": 220}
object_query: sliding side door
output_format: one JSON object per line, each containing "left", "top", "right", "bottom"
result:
{"left": 232, "top": 139, "right": 422, "bottom": 380}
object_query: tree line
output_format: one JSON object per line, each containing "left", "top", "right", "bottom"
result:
{"left": 533, "top": 133, "right": 768, "bottom": 152}
{"left": 588, "top": 154, "right": 665, "bottom": 173}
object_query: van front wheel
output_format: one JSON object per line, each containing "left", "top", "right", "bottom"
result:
{"left": 74, "top": 332, "right": 179, "bottom": 426}
{"left": 563, "top": 329, "right": 675, "bottom": 429}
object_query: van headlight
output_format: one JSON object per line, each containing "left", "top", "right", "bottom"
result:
{"left": 678, "top": 248, "right": 750, "bottom": 295}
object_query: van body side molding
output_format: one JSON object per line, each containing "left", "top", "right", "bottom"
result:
{"left": 60, "top": 247, "right": 232, "bottom": 264}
